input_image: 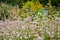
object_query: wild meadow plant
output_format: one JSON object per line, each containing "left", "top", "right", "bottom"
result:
{"left": 0, "top": 0, "right": 60, "bottom": 40}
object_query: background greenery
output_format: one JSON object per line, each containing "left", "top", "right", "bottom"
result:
{"left": 0, "top": 0, "right": 60, "bottom": 40}
{"left": 0, "top": 0, "right": 60, "bottom": 7}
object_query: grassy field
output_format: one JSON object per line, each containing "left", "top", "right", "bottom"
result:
{"left": 0, "top": 1, "right": 60, "bottom": 40}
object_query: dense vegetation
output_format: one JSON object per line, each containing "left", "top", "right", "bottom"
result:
{"left": 0, "top": 0, "right": 60, "bottom": 20}
{"left": 0, "top": 0, "right": 60, "bottom": 7}
{"left": 0, "top": 0, "right": 60, "bottom": 40}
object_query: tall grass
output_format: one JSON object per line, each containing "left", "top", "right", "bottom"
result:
{"left": 0, "top": 0, "right": 60, "bottom": 40}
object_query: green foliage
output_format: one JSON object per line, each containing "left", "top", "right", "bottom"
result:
{"left": 0, "top": 0, "right": 60, "bottom": 7}
{"left": 0, "top": 3, "right": 10, "bottom": 20}
{"left": 51, "top": 0, "right": 60, "bottom": 6}
{"left": 0, "top": 0, "right": 60, "bottom": 40}
{"left": 44, "top": 31, "right": 52, "bottom": 40}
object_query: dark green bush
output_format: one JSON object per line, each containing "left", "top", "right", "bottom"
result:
{"left": 0, "top": 0, "right": 60, "bottom": 7}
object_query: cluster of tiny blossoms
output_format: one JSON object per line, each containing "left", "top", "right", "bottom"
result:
{"left": 0, "top": 16, "right": 60, "bottom": 40}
